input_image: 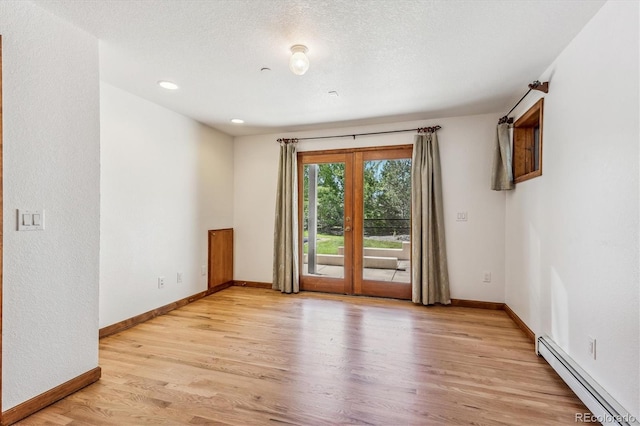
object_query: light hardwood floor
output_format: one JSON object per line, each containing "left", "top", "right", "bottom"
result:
{"left": 17, "top": 287, "right": 588, "bottom": 425}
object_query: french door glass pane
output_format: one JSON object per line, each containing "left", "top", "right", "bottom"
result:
{"left": 362, "top": 159, "right": 411, "bottom": 283}
{"left": 302, "top": 162, "right": 345, "bottom": 279}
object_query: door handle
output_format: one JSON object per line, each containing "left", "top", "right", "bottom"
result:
{"left": 344, "top": 226, "right": 352, "bottom": 232}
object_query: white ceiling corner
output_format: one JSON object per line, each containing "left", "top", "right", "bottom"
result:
{"left": 33, "top": 0, "right": 606, "bottom": 136}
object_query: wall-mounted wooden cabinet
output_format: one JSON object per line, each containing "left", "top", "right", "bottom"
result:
{"left": 208, "top": 228, "right": 233, "bottom": 289}
{"left": 513, "top": 98, "right": 543, "bottom": 183}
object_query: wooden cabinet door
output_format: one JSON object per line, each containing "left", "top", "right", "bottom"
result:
{"left": 208, "top": 228, "right": 233, "bottom": 288}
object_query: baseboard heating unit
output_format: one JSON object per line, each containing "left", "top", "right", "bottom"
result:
{"left": 537, "top": 335, "right": 638, "bottom": 426}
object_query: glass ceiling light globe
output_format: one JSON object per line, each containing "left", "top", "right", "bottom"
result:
{"left": 289, "top": 45, "right": 309, "bottom": 76}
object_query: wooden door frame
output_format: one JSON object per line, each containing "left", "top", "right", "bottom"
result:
{"left": 354, "top": 147, "right": 412, "bottom": 299}
{"left": 1, "top": 34, "right": 5, "bottom": 421}
{"left": 298, "top": 145, "right": 412, "bottom": 299}
{"left": 297, "top": 151, "right": 353, "bottom": 294}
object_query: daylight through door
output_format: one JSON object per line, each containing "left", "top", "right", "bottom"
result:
{"left": 298, "top": 146, "right": 412, "bottom": 299}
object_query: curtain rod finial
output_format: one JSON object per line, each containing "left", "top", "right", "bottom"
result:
{"left": 417, "top": 125, "right": 442, "bottom": 134}
{"left": 529, "top": 81, "right": 549, "bottom": 93}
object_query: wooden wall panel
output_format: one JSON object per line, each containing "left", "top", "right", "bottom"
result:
{"left": 208, "top": 228, "right": 233, "bottom": 288}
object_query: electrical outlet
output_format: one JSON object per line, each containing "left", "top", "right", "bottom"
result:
{"left": 158, "top": 277, "right": 165, "bottom": 289}
{"left": 177, "top": 272, "right": 183, "bottom": 284}
{"left": 456, "top": 211, "right": 468, "bottom": 222}
{"left": 588, "top": 336, "right": 596, "bottom": 360}
{"left": 482, "top": 271, "right": 492, "bottom": 283}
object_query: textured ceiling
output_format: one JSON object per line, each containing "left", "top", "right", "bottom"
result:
{"left": 33, "top": 0, "right": 605, "bottom": 136}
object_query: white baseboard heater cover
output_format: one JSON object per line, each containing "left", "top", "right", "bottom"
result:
{"left": 537, "top": 335, "right": 639, "bottom": 426}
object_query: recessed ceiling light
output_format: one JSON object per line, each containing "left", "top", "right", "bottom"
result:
{"left": 230, "top": 118, "right": 244, "bottom": 124}
{"left": 158, "top": 80, "right": 179, "bottom": 90}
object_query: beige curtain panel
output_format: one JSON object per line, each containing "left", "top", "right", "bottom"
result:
{"left": 411, "top": 131, "right": 451, "bottom": 305}
{"left": 490, "top": 123, "right": 514, "bottom": 190}
{"left": 272, "top": 141, "right": 299, "bottom": 294}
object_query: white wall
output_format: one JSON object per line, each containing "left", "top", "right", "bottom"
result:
{"left": 233, "top": 114, "right": 506, "bottom": 302}
{"left": 505, "top": 0, "right": 639, "bottom": 417}
{"left": 99, "top": 83, "right": 234, "bottom": 328}
{"left": 0, "top": 1, "right": 100, "bottom": 410}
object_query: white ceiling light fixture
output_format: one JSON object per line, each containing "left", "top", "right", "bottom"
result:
{"left": 289, "top": 44, "right": 309, "bottom": 76}
{"left": 230, "top": 118, "right": 244, "bottom": 124}
{"left": 158, "top": 80, "right": 179, "bottom": 90}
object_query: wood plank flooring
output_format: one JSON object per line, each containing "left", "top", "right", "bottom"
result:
{"left": 17, "top": 287, "right": 589, "bottom": 425}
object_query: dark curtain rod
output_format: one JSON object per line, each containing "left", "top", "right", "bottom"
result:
{"left": 276, "top": 125, "right": 441, "bottom": 143}
{"left": 498, "top": 80, "right": 549, "bottom": 124}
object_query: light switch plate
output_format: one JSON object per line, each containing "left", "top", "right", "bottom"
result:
{"left": 17, "top": 209, "right": 45, "bottom": 231}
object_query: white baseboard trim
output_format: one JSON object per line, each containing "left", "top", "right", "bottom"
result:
{"left": 538, "top": 336, "right": 638, "bottom": 426}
